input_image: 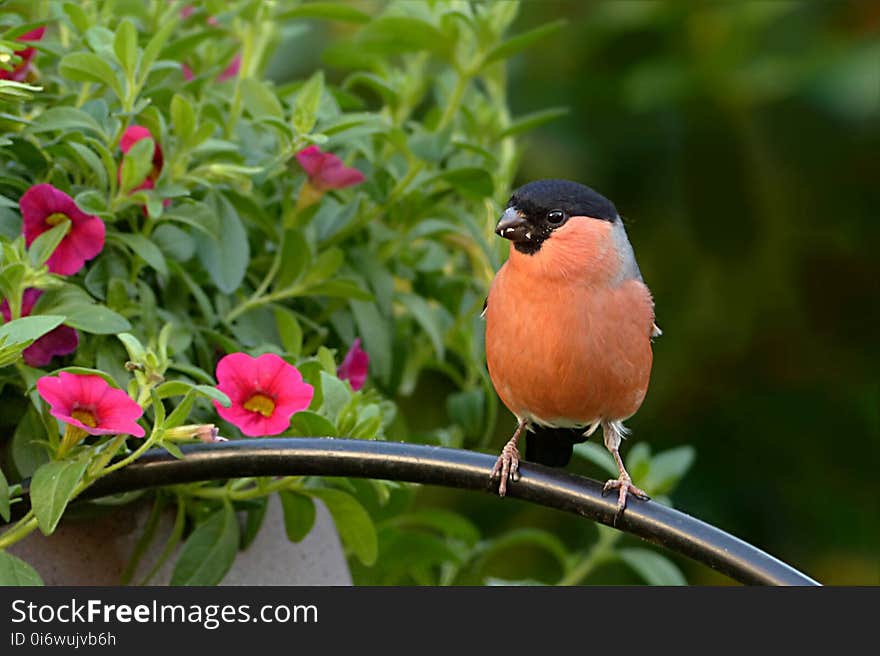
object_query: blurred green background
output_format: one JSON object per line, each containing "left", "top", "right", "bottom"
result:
{"left": 284, "top": 0, "right": 879, "bottom": 584}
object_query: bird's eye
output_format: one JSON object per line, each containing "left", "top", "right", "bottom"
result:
{"left": 547, "top": 210, "right": 566, "bottom": 225}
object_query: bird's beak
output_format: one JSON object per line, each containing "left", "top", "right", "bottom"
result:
{"left": 495, "top": 207, "right": 531, "bottom": 242}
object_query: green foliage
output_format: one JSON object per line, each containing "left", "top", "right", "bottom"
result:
{"left": 0, "top": 551, "right": 43, "bottom": 586}
{"left": 0, "top": 0, "right": 700, "bottom": 587}
{"left": 170, "top": 504, "right": 240, "bottom": 586}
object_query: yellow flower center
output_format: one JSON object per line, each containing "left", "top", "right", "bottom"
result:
{"left": 71, "top": 408, "right": 98, "bottom": 428}
{"left": 45, "top": 212, "right": 71, "bottom": 233}
{"left": 243, "top": 393, "right": 275, "bottom": 418}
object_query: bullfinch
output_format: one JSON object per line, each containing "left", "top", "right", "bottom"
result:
{"left": 484, "top": 179, "right": 661, "bottom": 516}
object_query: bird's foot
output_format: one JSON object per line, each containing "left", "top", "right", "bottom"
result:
{"left": 602, "top": 474, "right": 649, "bottom": 522}
{"left": 490, "top": 441, "right": 520, "bottom": 497}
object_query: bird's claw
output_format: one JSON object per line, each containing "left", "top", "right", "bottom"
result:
{"left": 490, "top": 442, "right": 520, "bottom": 497}
{"left": 602, "top": 475, "right": 649, "bottom": 524}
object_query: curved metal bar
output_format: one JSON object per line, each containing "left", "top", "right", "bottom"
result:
{"left": 61, "top": 437, "right": 819, "bottom": 586}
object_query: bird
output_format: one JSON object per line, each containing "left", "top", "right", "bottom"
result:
{"left": 484, "top": 179, "right": 661, "bottom": 517}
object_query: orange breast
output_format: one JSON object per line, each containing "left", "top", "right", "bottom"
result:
{"left": 485, "top": 222, "right": 655, "bottom": 426}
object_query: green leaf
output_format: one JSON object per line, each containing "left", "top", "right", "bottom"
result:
{"left": 618, "top": 548, "right": 687, "bottom": 586}
{"left": 644, "top": 446, "right": 696, "bottom": 495}
{"left": 0, "top": 552, "right": 43, "bottom": 586}
{"left": 433, "top": 167, "right": 494, "bottom": 199}
{"left": 30, "top": 459, "right": 89, "bottom": 535}
{"left": 273, "top": 307, "right": 302, "bottom": 358}
{"left": 162, "top": 441, "right": 185, "bottom": 459}
{"left": 170, "top": 504, "right": 240, "bottom": 585}
{"left": 59, "top": 52, "right": 123, "bottom": 98}
{"left": 398, "top": 293, "right": 446, "bottom": 359}
{"left": 292, "top": 70, "right": 324, "bottom": 135}
{"left": 275, "top": 229, "right": 310, "bottom": 289}
{"left": 30, "top": 107, "right": 105, "bottom": 137}
{"left": 162, "top": 202, "right": 219, "bottom": 238}
{"left": 139, "top": 18, "right": 176, "bottom": 86}
{"left": 111, "top": 232, "right": 168, "bottom": 277}
{"left": 120, "top": 137, "right": 155, "bottom": 193}
{"left": 198, "top": 193, "right": 249, "bottom": 294}
{"left": 482, "top": 20, "right": 566, "bottom": 66}
{"left": 357, "top": 16, "right": 451, "bottom": 58}
{"left": 170, "top": 93, "right": 196, "bottom": 143}
{"left": 278, "top": 2, "right": 370, "bottom": 23}
{"left": 351, "top": 414, "right": 382, "bottom": 440}
{"left": 241, "top": 78, "right": 284, "bottom": 120}
{"left": 0, "top": 465, "right": 9, "bottom": 522}
{"left": 350, "top": 300, "right": 391, "bottom": 385}
{"left": 10, "top": 406, "right": 48, "bottom": 479}
{"left": 155, "top": 380, "right": 194, "bottom": 398}
{"left": 480, "top": 528, "right": 570, "bottom": 568}
{"left": 446, "top": 388, "right": 484, "bottom": 439}
{"left": 69, "top": 142, "right": 109, "bottom": 189}
{"left": 67, "top": 305, "right": 131, "bottom": 334}
{"left": 194, "top": 384, "right": 230, "bottom": 407}
{"left": 319, "top": 371, "right": 350, "bottom": 423}
{"left": 388, "top": 509, "right": 481, "bottom": 546}
{"left": 298, "top": 247, "right": 343, "bottom": 288}
{"left": 150, "top": 387, "right": 166, "bottom": 427}
{"left": 241, "top": 495, "right": 268, "bottom": 550}
{"left": 0, "top": 315, "right": 65, "bottom": 346}
{"left": 113, "top": 19, "right": 138, "bottom": 78}
{"left": 63, "top": 3, "right": 89, "bottom": 33}
{"left": 153, "top": 224, "right": 194, "bottom": 262}
{"left": 302, "top": 279, "right": 373, "bottom": 301}
{"left": 164, "top": 389, "right": 196, "bottom": 429}
{"left": 279, "top": 491, "right": 316, "bottom": 542}
{"left": 35, "top": 285, "right": 131, "bottom": 334}
{"left": 499, "top": 107, "right": 569, "bottom": 138}
{"left": 289, "top": 410, "right": 337, "bottom": 437}
{"left": 305, "top": 488, "right": 377, "bottom": 566}
{"left": 116, "top": 332, "right": 146, "bottom": 362}
{"left": 49, "top": 367, "right": 120, "bottom": 388}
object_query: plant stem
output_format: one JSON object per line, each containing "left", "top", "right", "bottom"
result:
{"left": 101, "top": 429, "right": 162, "bottom": 475}
{"left": 558, "top": 528, "right": 621, "bottom": 586}
{"left": 183, "top": 476, "right": 300, "bottom": 501}
{"left": 0, "top": 511, "right": 38, "bottom": 550}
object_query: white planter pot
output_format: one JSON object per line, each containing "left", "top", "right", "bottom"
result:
{"left": 9, "top": 495, "right": 352, "bottom": 585}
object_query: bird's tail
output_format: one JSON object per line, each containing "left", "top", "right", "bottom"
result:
{"left": 524, "top": 425, "right": 586, "bottom": 468}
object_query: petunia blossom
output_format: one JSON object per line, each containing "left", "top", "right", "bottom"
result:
{"left": 213, "top": 352, "right": 314, "bottom": 437}
{"left": 1, "top": 288, "right": 78, "bottom": 367}
{"left": 37, "top": 372, "right": 146, "bottom": 437}
{"left": 296, "top": 145, "right": 365, "bottom": 192}
{"left": 20, "top": 184, "right": 105, "bottom": 276}
{"left": 217, "top": 53, "right": 241, "bottom": 81}
{"left": 0, "top": 27, "right": 46, "bottom": 82}
{"left": 119, "top": 124, "right": 164, "bottom": 191}
{"left": 337, "top": 338, "right": 369, "bottom": 391}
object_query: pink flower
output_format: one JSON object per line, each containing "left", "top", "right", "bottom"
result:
{"left": 0, "top": 27, "right": 46, "bottom": 82}
{"left": 120, "top": 124, "right": 164, "bottom": 190}
{"left": 20, "top": 184, "right": 105, "bottom": 276}
{"left": 217, "top": 53, "right": 241, "bottom": 81}
{"left": 337, "top": 338, "right": 369, "bottom": 391}
{"left": 296, "top": 145, "right": 365, "bottom": 192}
{"left": 213, "top": 353, "right": 314, "bottom": 437}
{"left": 36, "top": 372, "right": 145, "bottom": 437}
{"left": 181, "top": 62, "right": 194, "bottom": 81}
{"left": 1, "top": 288, "right": 78, "bottom": 367}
